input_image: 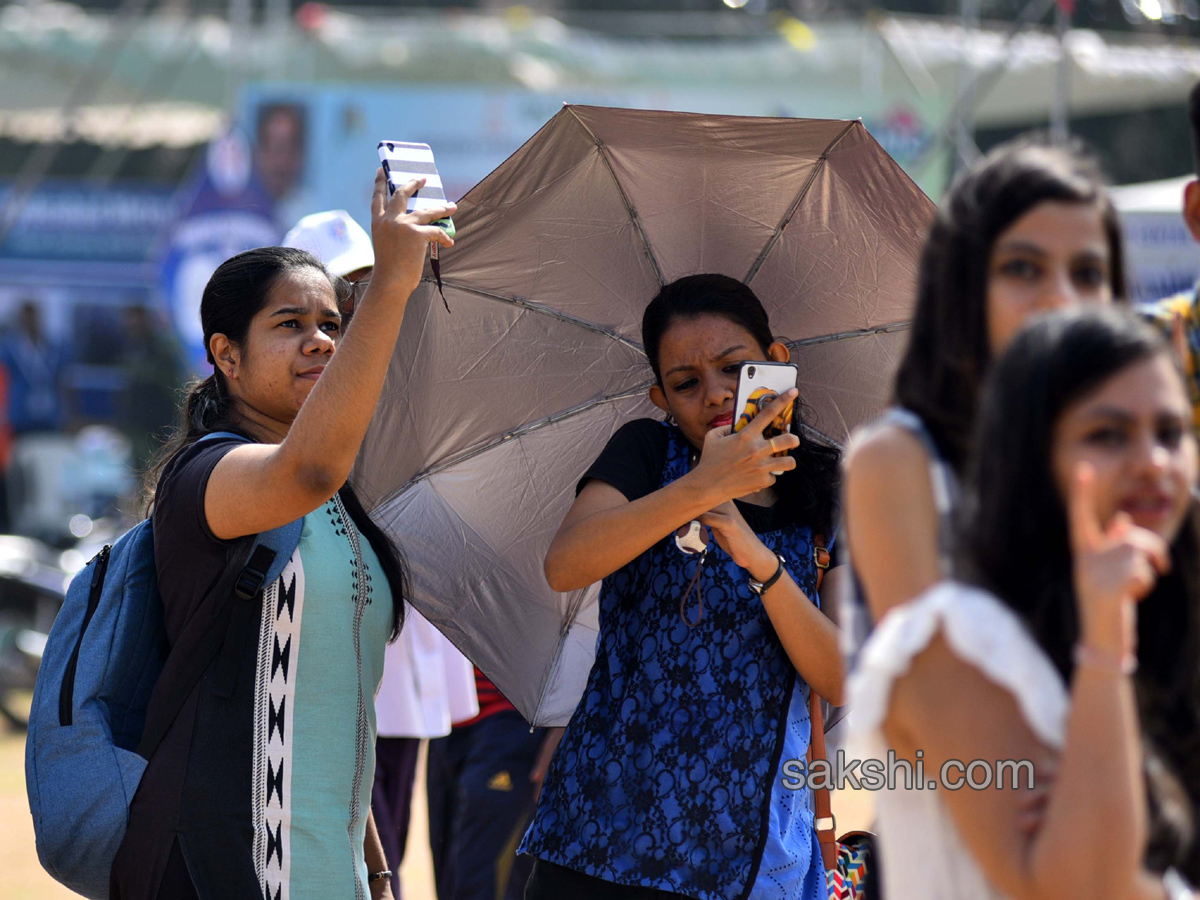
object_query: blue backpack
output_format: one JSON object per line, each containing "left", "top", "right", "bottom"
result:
{"left": 25, "top": 433, "right": 302, "bottom": 900}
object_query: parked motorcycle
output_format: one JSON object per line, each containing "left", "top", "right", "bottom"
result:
{"left": 0, "top": 536, "right": 69, "bottom": 729}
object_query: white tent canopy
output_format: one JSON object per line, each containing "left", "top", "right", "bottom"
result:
{"left": 1111, "top": 175, "right": 1191, "bottom": 215}
{"left": 878, "top": 17, "right": 1200, "bottom": 127}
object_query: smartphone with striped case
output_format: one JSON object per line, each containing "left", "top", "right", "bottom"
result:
{"left": 376, "top": 140, "right": 455, "bottom": 238}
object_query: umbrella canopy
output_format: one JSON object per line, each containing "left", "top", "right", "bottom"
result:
{"left": 354, "top": 105, "right": 934, "bottom": 726}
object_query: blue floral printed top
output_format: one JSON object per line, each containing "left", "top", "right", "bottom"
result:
{"left": 521, "top": 422, "right": 827, "bottom": 900}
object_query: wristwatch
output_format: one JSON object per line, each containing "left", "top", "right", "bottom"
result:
{"left": 748, "top": 554, "right": 786, "bottom": 596}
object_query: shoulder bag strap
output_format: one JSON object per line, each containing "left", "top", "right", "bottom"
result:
{"left": 807, "top": 537, "right": 839, "bottom": 870}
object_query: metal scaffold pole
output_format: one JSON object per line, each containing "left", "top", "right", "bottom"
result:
{"left": 1051, "top": 0, "right": 1073, "bottom": 144}
{"left": 267, "top": 0, "right": 291, "bottom": 81}
{"left": 910, "top": 0, "right": 1057, "bottom": 179}
{"left": 228, "top": 0, "right": 253, "bottom": 114}
{"left": 956, "top": 0, "right": 982, "bottom": 174}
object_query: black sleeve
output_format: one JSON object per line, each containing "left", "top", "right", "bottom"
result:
{"left": 152, "top": 437, "right": 246, "bottom": 640}
{"left": 153, "top": 437, "right": 243, "bottom": 549}
{"left": 576, "top": 418, "right": 671, "bottom": 503}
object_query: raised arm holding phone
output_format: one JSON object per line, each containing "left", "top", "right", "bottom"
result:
{"left": 203, "top": 170, "right": 454, "bottom": 540}
{"left": 110, "top": 172, "right": 455, "bottom": 900}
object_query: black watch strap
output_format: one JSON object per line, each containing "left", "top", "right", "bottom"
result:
{"left": 748, "top": 554, "right": 786, "bottom": 595}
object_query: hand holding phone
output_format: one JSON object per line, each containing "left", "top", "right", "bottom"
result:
{"left": 732, "top": 362, "right": 798, "bottom": 440}
{"left": 367, "top": 169, "right": 454, "bottom": 298}
{"left": 377, "top": 140, "right": 455, "bottom": 312}
{"left": 690, "top": 388, "right": 800, "bottom": 507}
{"left": 377, "top": 141, "right": 455, "bottom": 238}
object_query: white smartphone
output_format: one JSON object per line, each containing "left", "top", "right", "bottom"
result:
{"left": 376, "top": 140, "right": 455, "bottom": 237}
{"left": 732, "top": 361, "right": 798, "bottom": 438}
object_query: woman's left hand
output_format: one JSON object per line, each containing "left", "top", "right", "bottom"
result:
{"left": 699, "top": 502, "right": 777, "bottom": 581}
{"left": 370, "top": 879, "right": 395, "bottom": 900}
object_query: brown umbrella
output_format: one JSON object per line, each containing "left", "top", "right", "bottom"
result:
{"left": 355, "top": 105, "right": 934, "bottom": 726}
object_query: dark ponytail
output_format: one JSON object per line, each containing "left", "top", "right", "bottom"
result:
{"left": 641, "top": 273, "right": 841, "bottom": 536}
{"left": 182, "top": 372, "right": 234, "bottom": 436}
{"left": 146, "top": 245, "right": 407, "bottom": 639}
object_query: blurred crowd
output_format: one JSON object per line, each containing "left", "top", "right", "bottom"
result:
{"left": 0, "top": 298, "right": 186, "bottom": 543}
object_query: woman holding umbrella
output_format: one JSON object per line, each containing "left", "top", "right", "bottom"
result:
{"left": 521, "top": 274, "right": 843, "bottom": 900}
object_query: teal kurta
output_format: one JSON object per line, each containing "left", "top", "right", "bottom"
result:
{"left": 251, "top": 495, "right": 392, "bottom": 900}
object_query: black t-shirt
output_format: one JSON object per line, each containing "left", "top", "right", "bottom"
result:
{"left": 152, "top": 436, "right": 242, "bottom": 642}
{"left": 577, "top": 418, "right": 793, "bottom": 534}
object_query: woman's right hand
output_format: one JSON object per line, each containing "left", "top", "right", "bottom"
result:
{"left": 368, "top": 168, "right": 457, "bottom": 298}
{"left": 1068, "top": 462, "right": 1170, "bottom": 656}
{"left": 690, "top": 389, "right": 801, "bottom": 504}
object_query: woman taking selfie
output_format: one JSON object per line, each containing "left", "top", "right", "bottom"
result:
{"left": 849, "top": 309, "right": 1200, "bottom": 899}
{"left": 521, "top": 274, "right": 843, "bottom": 900}
{"left": 842, "top": 139, "right": 1126, "bottom": 648}
{"left": 110, "top": 172, "right": 455, "bottom": 900}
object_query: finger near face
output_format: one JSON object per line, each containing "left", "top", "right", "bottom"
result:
{"left": 986, "top": 200, "right": 1114, "bottom": 358}
{"left": 1052, "top": 353, "right": 1196, "bottom": 543}
{"left": 750, "top": 389, "right": 797, "bottom": 437}
{"left": 653, "top": 314, "right": 773, "bottom": 450}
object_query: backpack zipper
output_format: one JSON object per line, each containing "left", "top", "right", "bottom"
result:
{"left": 58, "top": 545, "right": 112, "bottom": 726}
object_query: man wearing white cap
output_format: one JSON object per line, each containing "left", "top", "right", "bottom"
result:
{"left": 283, "top": 209, "right": 376, "bottom": 283}
{"left": 284, "top": 210, "right": 479, "bottom": 899}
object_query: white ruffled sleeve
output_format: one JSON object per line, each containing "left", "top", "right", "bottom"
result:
{"left": 846, "top": 581, "right": 1069, "bottom": 762}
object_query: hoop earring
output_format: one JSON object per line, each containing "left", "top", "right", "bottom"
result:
{"left": 665, "top": 413, "right": 677, "bottom": 426}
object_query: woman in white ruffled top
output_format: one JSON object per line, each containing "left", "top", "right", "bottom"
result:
{"left": 848, "top": 309, "right": 1200, "bottom": 900}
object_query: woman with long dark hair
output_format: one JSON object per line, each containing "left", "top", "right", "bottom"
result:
{"left": 110, "top": 172, "right": 455, "bottom": 900}
{"left": 842, "top": 139, "right": 1126, "bottom": 645}
{"left": 849, "top": 308, "right": 1200, "bottom": 899}
{"left": 520, "top": 274, "right": 843, "bottom": 900}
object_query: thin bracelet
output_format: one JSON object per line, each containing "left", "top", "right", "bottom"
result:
{"left": 1073, "top": 643, "right": 1137, "bottom": 676}
{"left": 368, "top": 869, "right": 393, "bottom": 884}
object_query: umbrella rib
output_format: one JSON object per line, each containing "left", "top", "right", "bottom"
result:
{"left": 398, "top": 381, "right": 655, "bottom": 491}
{"left": 743, "top": 120, "right": 859, "bottom": 286}
{"left": 784, "top": 319, "right": 911, "bottom": 349}
{"left": 425, "top": 277, "right": 647, "bottom": 355}
{"left": 531, "top": 584, "right": 597, "bottom": 727}
{"left": 566, "top": 106, "right": 666, "bottom": 287}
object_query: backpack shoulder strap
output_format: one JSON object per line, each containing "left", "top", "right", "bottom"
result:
{"left": 135, "top": 433, "right": 302, "bottom": 760}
